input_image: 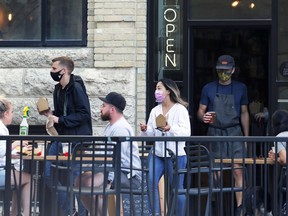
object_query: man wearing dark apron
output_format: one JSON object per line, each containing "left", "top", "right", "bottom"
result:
{"left": 197, "top": 55, "right": 250, "bottom": 216}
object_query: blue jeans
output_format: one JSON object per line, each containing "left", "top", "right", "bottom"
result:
{"left": 44, "top": 141, "right": 86, "bottom": 216}
{"left": 0, "top": 169, "right": 5, "bottom": 186}
{"left": 148, "top": 152, "right": 187, "bottom": 216}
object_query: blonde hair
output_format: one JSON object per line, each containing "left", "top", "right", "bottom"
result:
{"left": 0, "top": 96, "right": 12, "bottom": 118}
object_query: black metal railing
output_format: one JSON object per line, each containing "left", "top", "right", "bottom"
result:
{"left": 0, "top": 135, "right": 286, "bottom": 216}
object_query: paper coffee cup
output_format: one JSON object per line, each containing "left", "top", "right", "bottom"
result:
{"left": 207, "top": 111, "right": 216, "bottom": 123}
{"left": 271, "top": 146, "right": 275, "bottom": 153}
{"left": 62, "top": 143, "right": 69, "bottom": 154}
{"left": 37, "top": 143, "right": 45, "bottom": 156}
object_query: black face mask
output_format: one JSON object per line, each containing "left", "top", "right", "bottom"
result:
{"left": 50, "top": 69, "right": 64, "bottom": 82}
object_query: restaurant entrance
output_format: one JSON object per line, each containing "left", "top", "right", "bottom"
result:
{"left": 189, "top": 28, "right": 272, "bottom": 214}
{"left": 191, "top": 28, "right": 270, "bottom": 137}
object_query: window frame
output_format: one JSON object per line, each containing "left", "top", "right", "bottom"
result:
{"left": 0, "top": 0, "right": 87, "bottom": 47}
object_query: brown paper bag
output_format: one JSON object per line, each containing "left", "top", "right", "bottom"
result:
{"left": 46, "top": 116, "right": 58, "bottom": 135}
{"left": 36, "top": 97, "right": 50, "bottom": 114}
{"left": 156, "top": 114, "right": 166, "bottom": 128}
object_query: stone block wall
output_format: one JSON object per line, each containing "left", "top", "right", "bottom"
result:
{"left": 0, "top": 0, "right": 147, "bottom": 136}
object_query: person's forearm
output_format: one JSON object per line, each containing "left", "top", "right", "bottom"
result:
{"left": 197, "top": 111, "right": 205, "bottom": 122}
{"left": 241, "top": 113, "right": 250, "bottom": 136}
{"left": 279, "top": 156, "right": 287, "bottom": 165}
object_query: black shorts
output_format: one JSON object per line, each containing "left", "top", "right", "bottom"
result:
{"left": 111, "top": 171, "right": 142, "bottom": 189}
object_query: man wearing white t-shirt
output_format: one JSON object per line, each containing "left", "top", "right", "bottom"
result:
{"left": 75, "top": 92, "right": 142, "bottom": 215}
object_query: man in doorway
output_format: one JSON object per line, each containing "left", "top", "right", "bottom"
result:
{"left": 197, "top": 54, "right": 249, "bottom": 215}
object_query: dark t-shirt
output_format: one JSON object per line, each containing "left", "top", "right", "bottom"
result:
{"left": 199, "top": 80, "right": 249, "bottom": 117}
{"left": 58, "top": 88, "right": 65, "bottom": 116}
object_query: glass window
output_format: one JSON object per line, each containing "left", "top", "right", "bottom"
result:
{"left": 278, "top": 87, "right": 288, "bottom": 110}
{"left": 47, "top": 0, "right": 83, "bottom": 40}
{"left": 0, "top": 0, "right": 86, "bottom": 46}
{"left": 189, "top": 0, "right": 271, "bottom": 20}
{"left": 0, "top": 0, "right": 41, "bottom": 40}
{"left": 277, "top": 0, "right": 288, "bottom": 81}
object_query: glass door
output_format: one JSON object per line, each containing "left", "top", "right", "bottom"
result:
{"left": 191, "top": 28, "right": 270, "bottom": 136}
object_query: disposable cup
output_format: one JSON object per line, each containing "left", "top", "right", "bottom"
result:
{"left": 37, "top": 143, "right": 45, "bottom": 156}
{"left": 271, "top": 146, "right": 275, "bottom": 153}
{"left": 207, "top": 111, "right": 216, "bottom": 123}
{"left": 62, "top": 143, "right": 69, "bottom": 154}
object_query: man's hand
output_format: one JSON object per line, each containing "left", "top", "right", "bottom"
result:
{"left": 49, "top": 115, "right": 59, "bottom": 124}
{"left": 203, "top": 112, "right": 214, "bottom": 124}
{"left": 41, "top": 108, "right": 53, "bottom": 117}
{"left": 268, "top": 150, "right": 276, "bottom": 161}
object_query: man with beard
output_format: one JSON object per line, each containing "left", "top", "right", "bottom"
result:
{"left": 75, "top": 92, "right": 142, "bottom": 215}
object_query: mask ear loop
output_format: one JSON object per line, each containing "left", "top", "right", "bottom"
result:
{"left": 60, "top": 68, "right": 65, "bottom": 75}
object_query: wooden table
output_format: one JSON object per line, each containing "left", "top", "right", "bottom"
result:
{"left": 214, "top": 157, "right": 276, "bottom": 215}
{"left": 215, "top": 157, "right": 275, "bottom": 165}
{"left": 11, "top": 155, "right": 112, "bottom": 216}
{"left": 12, "top": 155, "right": 67, "bottom": 160}
{"left": 12, "top": 154, "right": 74, "bottom": 216}
{"left": 12, "top": 155, "right": 114, "bottom": 163}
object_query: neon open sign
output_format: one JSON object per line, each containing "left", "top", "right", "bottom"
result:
{"left": 163, "top": 6, "right": 180, "bottom": 70}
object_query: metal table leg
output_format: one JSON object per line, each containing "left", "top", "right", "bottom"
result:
{"left": 32, "top": 160, "right": 40, "bottom": 216}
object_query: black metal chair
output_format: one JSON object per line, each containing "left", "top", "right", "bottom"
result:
{"left": 49, "top": 142, "right": 77, "bottom": 216}
{"left": 167, "top": 144, "right": 245, "bottom": 216}
{"left": 70, "top": 141, "right": 118, "bottom": 216}
{"left": 0, "top": 165, "right": 17, "bottom": 215}
{"left": 279, "top": 166, "right": 287, "bottom": 215}
{"left": 50, "top": 140, "right": 119, "bottom": 216}
{"left": 119, "top": 142, "right": 151, "bottom": 216}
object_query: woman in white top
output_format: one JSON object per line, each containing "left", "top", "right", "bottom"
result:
{"left": 0, "top": 97, "right": 32, "bottom": 216}
{"left": 140, "top": 78, "right": 191, "bottom": 216}
{"left": 268, "top": 109, "right": 287, "bottom": 164}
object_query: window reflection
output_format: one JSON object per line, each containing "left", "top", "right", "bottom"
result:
{"left": 0, "top": 0, "right": 40, "bottom": 40}
{"left": 189, "top": 0, "right": 271, "bottom": 20}
{"left": 0, "top": 0, "right": 83, "bottom": 42}
{"left": 278, "top": 0, "right": 288, "bottom": 82}
{"left": 278, "top": 87, "right": 288, "bottom": 110}
{"left": 47, "top": 0, "right": 82, "bottom": 40}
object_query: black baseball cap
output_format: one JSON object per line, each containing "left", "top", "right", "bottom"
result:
{"left": 216, "top": 55, "right": 235, "bottom": 69}
{"left": 99, "top": 92, "right": 126, "bottom": 112}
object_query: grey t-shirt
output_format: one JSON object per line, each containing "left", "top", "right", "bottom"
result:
{"left": 275, "top": 131, "right": 288, "bottom": 154}
{"left": 104, "top": 116, "right": 142, "bottom": 181}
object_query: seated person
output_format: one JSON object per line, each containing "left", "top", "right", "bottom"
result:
{"left": 75, "top": 92, "right": 142, "bottom": 215}
{"left": 268, "top": 109, "right": 287, "bottom": 164}
{"left": 0, "top": 96, "right": 33, "bottom": 216}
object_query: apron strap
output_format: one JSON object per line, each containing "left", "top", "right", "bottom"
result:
{"left": 209, "top": 123, "right": 239, "bottom": 129}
